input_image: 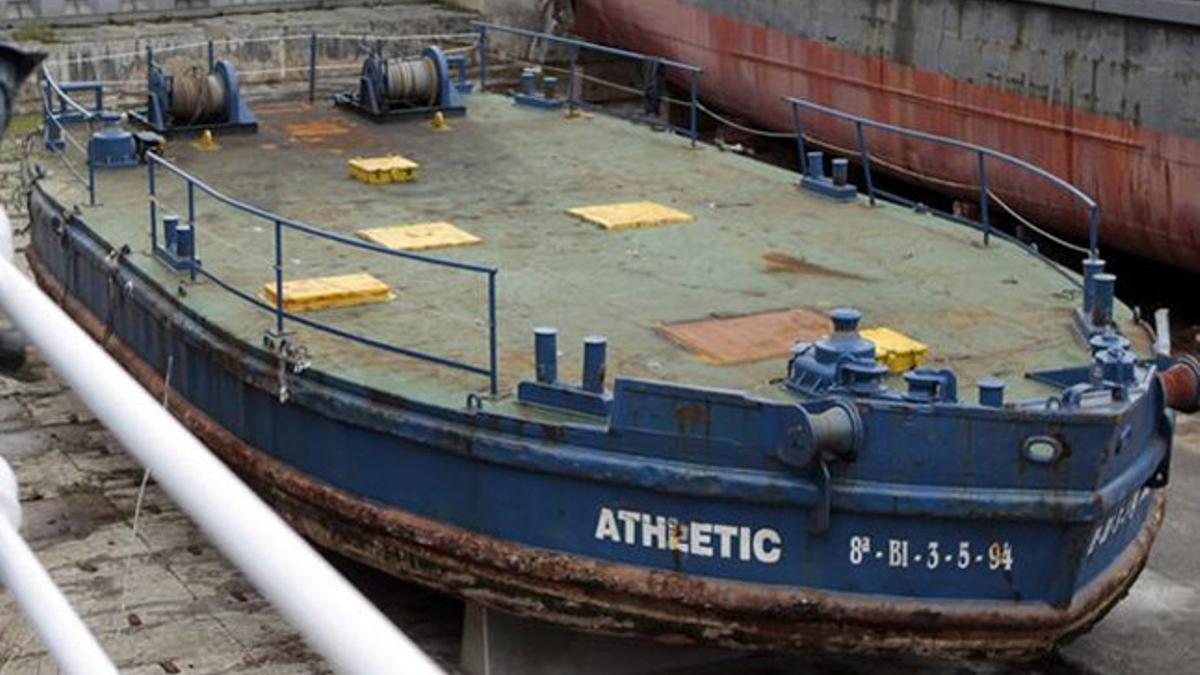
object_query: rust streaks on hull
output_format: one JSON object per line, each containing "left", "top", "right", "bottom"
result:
{"left": 25, "top": 246, "right": 1163, "bottom": 660}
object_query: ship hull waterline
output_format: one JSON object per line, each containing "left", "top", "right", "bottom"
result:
{"left": 572, "top": 0, "right": 1200, "bottom": 272}
{"left": 25, "top": 187, "right": 1163, "bottom": 660}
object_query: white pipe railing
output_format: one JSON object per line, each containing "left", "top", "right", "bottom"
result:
{"left": 0, "top": 207, "right": 443, "bottom": 674}
{"left": 0, "top": 454, "right": 119, "bottom": 675}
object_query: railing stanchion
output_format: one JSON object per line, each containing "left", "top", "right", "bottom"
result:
{"left": 978, "top": 151, "right": 991, "bottom": 246}
{"left": 87, "top": 159, "right": 95, "bottom": 207}
{"left": 566, "top": 43, "right": 578, "bottom": 114}
{"left": 688, "top": 70, "right": 699, "bottom": 148}
{"left": 308, "top": 32, "right": 317, "bottom": 104}
{"left": 488, "top": 270, "right": 498, "bottom": 396}
{"left": 273, "top": 220, "right": 285, "bottom": 335}
{"left": 479, "top": 26, "right": 489, "bottom": 91}
{"left": 148, "top": 158, "right": 157, "bottom": 252}
{"left": 1088, "top": 206, "right": 1099, "bottom": 258}
{"left": 207, "top": 40, "right": 215, "bottom": 71}
{"left": 855, "top": 120, "right": 876, "bottom": 206}
{"left": 791, "top": 102, "right": 807, "bottom": 175}
{"left": 187, "top": 181, "right": 197, "bottom": 281}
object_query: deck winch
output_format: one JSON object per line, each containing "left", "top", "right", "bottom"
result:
{"left": 136, "top": 56, "right": 258, "bottom": 135}
{"left": 334, "top": 46, "right": 467, "bottom": 121}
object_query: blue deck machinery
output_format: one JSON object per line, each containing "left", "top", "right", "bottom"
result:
{"left": 131, "top": 47, "right": 257, "bottom": 136}
{"left": 334, "top": 45, "right": 467, "bottom": 121}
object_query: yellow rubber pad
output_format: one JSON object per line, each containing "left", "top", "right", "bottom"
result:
{"left": 356, "top": 222, "right": 482, "bottom": 251}
{"left": 860, "top": 327, "right": 928, "bottom": 373}
{"left": 261, "top": 273, "right": 394, "bottom": 312}
{"left": 566, "top": 201, "right": 693, "bottom": 231}
{"left": 348, "top": 155, "right": 419, "bottom": 184}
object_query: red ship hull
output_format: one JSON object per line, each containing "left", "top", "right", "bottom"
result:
{"left": 573, "top": 0, "right": 1200, "bottom": 272}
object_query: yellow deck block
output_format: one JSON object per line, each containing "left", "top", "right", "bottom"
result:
{"left": 565, "top": 201, "right": 693, "bottom": 231}
{"left": 356, "top": 222, "right": 482, "bottom": 251}
{"left": 261, "top": 273, "right": 394, "bottom": 313}
{"left": 348, "top": 155, "right": 419, "bottom": 184}
{"left": 861, "top": 327, "right": 928, "bottom": 373}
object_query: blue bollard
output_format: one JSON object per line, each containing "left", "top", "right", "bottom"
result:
{"left": 582, "top": 336, "right": 607, "bottom": 394}
{"left": 978, "top": 380, "right": 1006, "bottom": 408}
{"left": 534, "top": 327, "right": 558, "bottom": 384}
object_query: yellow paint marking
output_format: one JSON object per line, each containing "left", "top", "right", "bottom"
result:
{"left": 356, "top": 222, "right": 482, "bottom": 251}
{"left": 860, "top": 327, "right": 928, "bottom": 373}
{"left": 566, "top": 201, "right": 693, "bottom": 231}
{"left": 261, "top": 272, "right": 394, "bottom": 312}
{"left": 348, "top": 155, "right": 419, "bottom": 184}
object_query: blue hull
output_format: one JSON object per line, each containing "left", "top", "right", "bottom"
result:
{"left": 26, "top": 184, "right": 1171, "bottom": 658}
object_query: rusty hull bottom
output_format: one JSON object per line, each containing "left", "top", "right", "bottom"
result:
{"left": 25, "top": 251, "right": 1164, "bottom": 661}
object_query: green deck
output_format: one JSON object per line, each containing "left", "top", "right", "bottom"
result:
{"left": 39, "top": 94, "right": 1135, "bottom": 416}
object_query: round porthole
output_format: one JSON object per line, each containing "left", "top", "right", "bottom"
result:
{"left": 1022, "top": 436, "right": 1063, "bottom": 464}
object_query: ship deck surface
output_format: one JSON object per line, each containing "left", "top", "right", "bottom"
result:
{"left": 40, "top": 94, "right": 1119, "bottom": 414}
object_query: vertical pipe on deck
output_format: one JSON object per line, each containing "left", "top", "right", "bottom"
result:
{"left": 273, "top": 220, "right": 284, "bottom": 334}
{"left": 308, "top": 33, "right": 317, "bottom": 104}
{"left": 87, "top": 159, "right": 95, "bottom": 207}
{"left": 566, "top": 44, "right": 578, "bottom": 115}
{"left": 186, "top": 181, "right": 196, "bottom": 281}
{"left": 1088, "top": 206, "right": 1100, "bottom": 258}
{"left": 207, "top": 40, "right": 214, "bottom": 72}
{"left": 487, "top": 270, "right": 498, "bottom": 396}
{"left": 688, "top": 70, "right": 698, "bottom": 148}
{"left": 854, "top": 120, "right": 876, "bottom": 206}
{"left": 791, "top": 102, "right": 807, "bottom": 175}
{"left": 479, "top": 27, "right": 489, "bottom": 91}
{"left": 148, "top": 157, "right": 157, "bottom": 252}
{"left": 978, "top": 151, "right": 991, "bottom": 246}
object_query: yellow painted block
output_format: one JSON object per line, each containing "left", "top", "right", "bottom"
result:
{"left": 861, "top": 327, "right": 928, "bottom": 373}
{"left": 261, "top": 273, "right": 394, "bottom": 312}
{"left": 348, "top": 155, "right": 420, "bottom": 184}
{"left": 566, "top": 200, "right": 693, "bottom": 231}
{"left": 356, "top": 222, "right": 482, "bottom": 251}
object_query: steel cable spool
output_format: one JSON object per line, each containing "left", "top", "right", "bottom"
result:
{"left": 385, "top": 56, "right": 438, "bottom": 106}
{"left": 170, "top": 69, "right": 227, "bottom": 124}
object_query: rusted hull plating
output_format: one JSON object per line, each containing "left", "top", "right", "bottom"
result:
{"left": 26, "top": 234, "right": 1163, "bottom": 661}
{"left": 572, "top": 0, "right": 1200, "bottom": 271}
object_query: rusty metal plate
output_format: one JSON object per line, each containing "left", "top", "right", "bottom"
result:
{"left": 285, "top": 119, "right": 354, "bottom": 141}
{"left": 658, "top": 308, "right": 832, "bottom": 364}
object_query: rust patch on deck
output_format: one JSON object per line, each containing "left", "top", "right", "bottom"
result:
{"left": 285, "top": 119, "right": 354, "bottom": 143}
{"left": 658, "top": 308, "right": 832, "bottom": 364}
{"left": 762, "top": 252, "right": 867, "bottom": 280}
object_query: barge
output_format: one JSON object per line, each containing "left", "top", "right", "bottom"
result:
{"left": 573, "top": 0, "right": 1200, "bottom": 272}
{"left": 19, "top": 27, "right": 1200, "bottom": 659}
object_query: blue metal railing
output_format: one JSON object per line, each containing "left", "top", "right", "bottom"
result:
{"left": 39, "top": 65, "right": 106, "bottom": 206}
{"left": 146, "top": 153, "right": 500, "bottom": 395}
{"left": 786, "top": 97, "right": 1101, "bottom": 259}
{"left": 473, "top": 22, "right": 704, "bottom": 146}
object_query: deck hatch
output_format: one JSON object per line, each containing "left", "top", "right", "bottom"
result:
{"left": 566, "top": 201, "right": 693, "bottom": 231}
{"left": 348, "top": 155, "right": 419, "bottom": 184}
{"left": 356, "top": 222, "right": 482, "bottom": 251}
{"left": 261, "top": 273, "right": 395, "bottom": 312}
{"left": 658, "top": 308, "right": 832, "bottom": 364}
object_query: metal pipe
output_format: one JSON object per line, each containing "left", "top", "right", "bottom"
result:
{"left": 478, "top": 26, "right": 489, "bottom": 91}
{"left": 488, "top": 270, "right": 498, "bottom": 396}
{"left": 148, "top": 158, "right": 157, "bottom": 252}
{"left": 207, "top": 39, "right": 214, "bottom": 72}
{"left": 582, "top": 336, "right": 607, "bottom": 393}
{"left": 566, "top": 44, "right": 578, "bottom": 113}
{"left": 0, "top": 235, "right": 444, "bottom": 675}
{"left": 471, "top": 22, "right": 702, "bottom": 73}
{"left": 308, "top": 33, "right": 317, "bottom": 104}
{"left": 688, "top": 70, "right": 699, "bottom": 147}
{"left": 274, "top": 219, "right": 284, "bottom": 334}
{"left": 0, "top": 457, "right": 119, "bottom": 675}
{"left": 791, "top": 102, "right": 807, "bottom": 175}
{"left": 978, "top": 151, "right": 991, "bottom": 245}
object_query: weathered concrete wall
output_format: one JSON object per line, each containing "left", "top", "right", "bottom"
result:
{"left": 1, "top": 0, "right": 435, "bottom": 25}
{"left": 443, "top": 0, "right": 545, "bottom": 30}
